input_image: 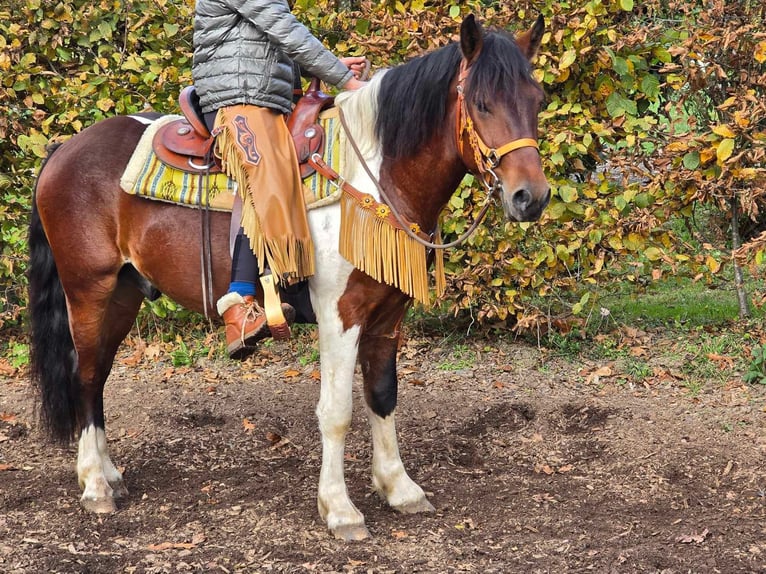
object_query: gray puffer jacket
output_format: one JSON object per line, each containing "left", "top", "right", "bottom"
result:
{"left": 192, "top": 0, "right": 353, "bottom": 115}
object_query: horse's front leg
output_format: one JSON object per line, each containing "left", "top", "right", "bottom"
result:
{"left": 359, "top": 333, "right": 435, "bottom": 514}
{"left": 314, "top": 316, "right": 369, "bottom": 540}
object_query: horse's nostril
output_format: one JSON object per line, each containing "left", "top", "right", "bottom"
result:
{"left": 513, "top": 188, "right": 531, "bottom": 210}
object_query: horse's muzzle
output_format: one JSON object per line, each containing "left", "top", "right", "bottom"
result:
{"left": 502, "top": 184, "right": 551, "bottom": 222}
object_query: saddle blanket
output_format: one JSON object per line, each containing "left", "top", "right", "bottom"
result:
{"left": 120, "top": 110, "right": 345, "bottom": 212}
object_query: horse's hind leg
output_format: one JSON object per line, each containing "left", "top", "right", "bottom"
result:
{"left": 66, "top": 273, "right": 144, "bottom": 512}
{"left": 359, "top": 332, "right": 435, "bottom": 514}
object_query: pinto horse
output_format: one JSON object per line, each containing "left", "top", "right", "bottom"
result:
{"left": 29, "top": 15, "right": 548, "bottom": 540}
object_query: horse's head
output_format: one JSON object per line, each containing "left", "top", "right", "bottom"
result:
{"left": 456, "top": 15, "right": 550, "bottom": 222}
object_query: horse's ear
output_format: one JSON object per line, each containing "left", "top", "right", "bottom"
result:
{"left": 516, "top": 14, "right": 545, "bottom": 61}
{"left": 460, "top": 14, "right": 484, "bottom": 65}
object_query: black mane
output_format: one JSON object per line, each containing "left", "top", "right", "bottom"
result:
{"left": 375, "top": 30, "right": 536, "bottom": 160}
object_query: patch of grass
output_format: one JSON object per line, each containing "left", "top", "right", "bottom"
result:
{"left": 291, "top": 324, "right": 320, "bottom": 366}
{"left": 544, "top": 332, "right": 583, "bottom": 360}
{"left": 744, "top": 343, "right": 766, "bottom": 386}
{"left": 437, "top": 344, "right": 476, "bottom": 371}
{"left": 601, "top": 275, "right": 764, "bottom": 330}
{"left": 170, "top": 338, "right": 210, "bottom": 367}
{"left": 624, "top": 357, "right": 652, "bottom": 382}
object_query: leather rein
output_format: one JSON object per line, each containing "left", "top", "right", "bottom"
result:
{"left": 332, "top": 59, "right": 540, "bottom": 251}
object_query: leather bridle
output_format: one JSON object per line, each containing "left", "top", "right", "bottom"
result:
{"left": 455, "top": 59, "right": 539, "bottom": 193}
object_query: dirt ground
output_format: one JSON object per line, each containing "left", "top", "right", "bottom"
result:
{"left": 1, "top": 326, "right": 765, "bottom": 574}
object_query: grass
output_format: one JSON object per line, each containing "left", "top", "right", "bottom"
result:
{"left": 527, "top": 272, "right": 766, "bottom": 391}
{"left": 437, "top": 343, "right": 477, "bottom": 371}
{"left": 600, "top": 275, "right": 764, "bottom": 329}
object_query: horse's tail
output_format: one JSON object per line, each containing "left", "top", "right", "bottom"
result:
{"left": 28, "top": 143, "right": 80, "bottom": 443}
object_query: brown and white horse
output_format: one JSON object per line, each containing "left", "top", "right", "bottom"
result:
{"left": 29, "top": 15, "right": 548, "bottom": 540}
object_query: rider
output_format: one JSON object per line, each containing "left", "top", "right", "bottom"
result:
{"left": 192, "top": 0, "right": 366, "bottom": 359}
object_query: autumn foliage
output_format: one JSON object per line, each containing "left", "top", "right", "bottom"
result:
{"left": 1, "top": 0, "right": 765, "bottom": 330}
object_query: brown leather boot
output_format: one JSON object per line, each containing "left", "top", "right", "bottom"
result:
{"left": 217, "top": 293, "right": 295, "bottom": 360}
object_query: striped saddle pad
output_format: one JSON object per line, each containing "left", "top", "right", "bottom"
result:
{"left": 120, "top": 109, "right": 346, "bottom": 212}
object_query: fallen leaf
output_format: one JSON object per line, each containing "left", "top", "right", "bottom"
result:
{"left": 144, "top": 343, "right": 162, "bottom": 361}
{"left": 0, "top": 463, "right": 16, "bottom": 471}
{"left": 534, "top": 463, "right": 555, "bottom": 475}
{"left": 242, "top": 418, "right": 255, "bottom": 432}
{"left": 119, "top": 340, "right": 146, "bottom": 366}
{"left": 0, "top": 359, "right": 16, "bottom": 376}
{"left": 283, "top": 369, "right": 300, "bottom": 378}
{"left": 675, "top": 528, "right": 710, "bottom": 544}
{"left": 266, "top": 431, "right": 282, "bottom": 444}
{"left": 706, "top": 353, "right": 734, "bottom": 368}
{"left": 493, "top": 381, "right": 505, "bottom": 389}
{"left": 0, "top": 413, "right": 18, "bottom": 424}
{"left": 309, "top": 370, "right": 321, "bottom": 381}
{"left": 557, "top": 464, "right": 574, "bottom": 473}
{"left": 391, "top": 530, "right": 408, "bottom": 539}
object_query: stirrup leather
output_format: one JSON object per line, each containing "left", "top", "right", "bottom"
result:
{"left": 260, "top": 274, "right": 291, "bottom": 340}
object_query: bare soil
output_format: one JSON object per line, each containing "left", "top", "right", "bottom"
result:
{"left": 1, "top": 327, "right": 765, "bottom": 573}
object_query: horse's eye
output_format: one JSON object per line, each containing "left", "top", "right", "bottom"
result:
{"left": 475, "top": 99, "right": 491, "bottom": 115}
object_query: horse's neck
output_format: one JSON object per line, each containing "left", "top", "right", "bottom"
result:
{"left": 383, "top": 136, "right": 466, "bottom": 233}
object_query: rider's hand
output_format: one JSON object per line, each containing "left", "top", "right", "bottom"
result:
{"left": 340, "top": 56, "right": 369, "bottom": 80}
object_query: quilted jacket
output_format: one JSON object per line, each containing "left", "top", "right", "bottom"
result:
{"left": 192, "top": 0, "right": 353, "bottom": 115}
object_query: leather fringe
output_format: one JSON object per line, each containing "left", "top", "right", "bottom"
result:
{"left": 339, "top": 192, "right": 445, "bottom": 305}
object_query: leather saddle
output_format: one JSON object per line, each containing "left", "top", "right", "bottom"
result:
{"left": 153, "top": 78, "right": 335, "bottom": 178}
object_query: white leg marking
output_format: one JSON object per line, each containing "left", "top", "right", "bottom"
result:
{"left": 368, "top": 407, "right": 435, "bottom": 513}
{"left": 77, "top": 425, "right": 123, "bottom": 513}
{"left": 308, "top": 206, "right": 370, "bottom": 539}
{"left": 315, "top": 320, "right": 368, "bottom": 539}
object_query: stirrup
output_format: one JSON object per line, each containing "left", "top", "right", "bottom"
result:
{"left": 260, "top": 274, "right": 291, "bottom": 340}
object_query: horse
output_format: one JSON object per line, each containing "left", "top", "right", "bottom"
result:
{"left": 28, "top": 14, "right": 549, "bottom": 540}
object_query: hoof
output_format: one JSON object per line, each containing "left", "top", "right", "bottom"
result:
{"left": 80, "top": 496, "right": 117, "bottom": 514}
{"left": 394, "top": 498, "right": 436, "bottom": 514}
{"left": 332, "top": 523, "right": 371, "bottom": 541}
{"left": 109, "top": 481, "right": 129, "bottom": 500}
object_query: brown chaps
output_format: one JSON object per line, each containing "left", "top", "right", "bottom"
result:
{"left": 214, "top": 106, "right": 315, "bottom": 282}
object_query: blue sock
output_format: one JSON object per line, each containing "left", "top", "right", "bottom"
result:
{"left": 229, "top": 281, "right": 257, "bottom": 298}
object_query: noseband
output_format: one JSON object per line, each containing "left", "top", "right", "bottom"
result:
{"left": 455, "top": 59, "right": 539, "bottom": 192}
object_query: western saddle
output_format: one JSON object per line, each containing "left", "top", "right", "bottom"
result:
{"left": 153, "top": 78, "right": 335, "bottom": 179}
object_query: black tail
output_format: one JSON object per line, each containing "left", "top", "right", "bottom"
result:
{"left": 28, "top": 144, "right": 81, "bottom": 443}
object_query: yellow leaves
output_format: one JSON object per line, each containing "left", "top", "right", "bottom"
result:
{"left": 733, "top": 111, "right": 750, "bottom": 129}
{"left": 644, "top": 247, "right": 662, "bottom": 261}
{"left": 16, "top": 131, "right": 49, "bottom": 158}
{"left": 559, "top": 49, "right": 577, "bottom": 70}
{"left": 706, "top": 255, "right": 722, "bottom": 274}
{"left": 558, "top": 185, "right": 579, "bottom": 203}
{"left": 716, "top": 138, "right": 735, "bottom": 164}
{"left": 700, "top": 147, "right": 717, "bottom": 165}
{"left": 96, "top": 98, "right": 115, "bottom": 112}
{"left": 755, "top": 40, "right": 766, "bottom": 64}
{"left": 665, "top": 141, "right": 689, "bottom": 153}
{"left": 712, "top": 125, "right": 736, "bottom": 138}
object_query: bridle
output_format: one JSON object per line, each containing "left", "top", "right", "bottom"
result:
{"left": 455, "top": 59, "right": 539, "bottom": 194}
